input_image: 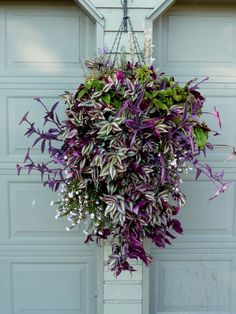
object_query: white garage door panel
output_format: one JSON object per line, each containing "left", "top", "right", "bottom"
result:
{"left": 177, "top": 175, "right": 236, "bottom": 241}
{"left": 0, "top": 3, "right": 95, "bottom": 77}
{"left": 154, "top": 5, "right": 236, "bottom": 77}
{"left": 0, "top": 255, "right": 96, "bottom": 314}
{"left": 168, "top": 16, "right": 233, "bottom": 63}
{"left": 0, "top": 174, "right": 85, "bottom": 245}
{"left": 0, "top": 2, "right": 97, "bottom": 314}
{"left": 0, "top": 89, "right": 70, "bottom": 163}
{"left": 151, "top": 3, "right": 236, "bottom": 314}
{"left": 150, "top": 253, "right": 235, "bottom": 314}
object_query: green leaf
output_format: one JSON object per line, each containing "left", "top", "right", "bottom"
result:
{"left": 193, "top": 127, "right": 209, "bottom": 149}
{"left": 77, "top": 88, "right": 87, "bottom": 99}
{"left": 102, "top": 93, "right": 111, "bottom": 105}
{"left": 153, "top": 99, "right": 168, "bottom": 111}
{"left": 109, "top": 164, "right": 116, "bottom": 180}
{"left": 99, "top": 164, "right": 110, "bottom": 177}
{"left": 113, "top": 99, "right": 122, "bottom": 110}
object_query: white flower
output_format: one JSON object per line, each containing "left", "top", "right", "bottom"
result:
{"left": 50, "top": 201, "right": 54, "bottom": 206}
{"left": 68, "top": 191, "right": 74, "bottom": 198}
{"left": 90, "top": 213, "right": 95, "bottom": 219}
{"left": 66, "top": 227, "right": 70, "bottom": 231}
{"left": 83, "top": 230, "right": 88, "bottom": 235}
{"left": 170, "top": 159, "right": 177, "bottom": 167}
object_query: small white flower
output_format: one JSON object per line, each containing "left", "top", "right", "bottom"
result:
{"left": 83, "top": 230, "right": 88, "bottom": 235}
{"left": 66, "top": 227, "right": 70, "bottom": 231}
{"left": 170, "top": 159, "right": 177, "bottom": 167}
{"left": 50, "top": 201, "right": 54, "bottom": 206}
{"left": 68, "top": 191, "right": 74, "bottom": 198}
{"left": 90, "top": 213, "right": 95, "bottom": 219}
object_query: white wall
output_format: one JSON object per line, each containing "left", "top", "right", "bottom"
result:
{"left": 90, "top": 0, "right": 156, "bottom": 51}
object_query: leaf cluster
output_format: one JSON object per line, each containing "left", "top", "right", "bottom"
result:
{"left": 17, "top": 61, "right": 228, "bottom": 276}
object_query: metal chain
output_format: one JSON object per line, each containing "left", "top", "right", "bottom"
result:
{"left": 127, "top": 18, "right": 145, "bottom": 64}
{"left": 108, "top": 19, "right": 124, "bottom": 63}
{"left": 109, "top": 16, "right": 145, "bottom": 66}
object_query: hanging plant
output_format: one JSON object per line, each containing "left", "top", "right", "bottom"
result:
{"left": 17, "top": 30, "right": 230, "bottom": 275}
{"left": 17, "top": 58, "right": 229, "bottom": 275}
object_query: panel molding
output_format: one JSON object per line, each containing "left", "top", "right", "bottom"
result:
{"left": 150, "top": 253, "right": 235, "bottom": 314}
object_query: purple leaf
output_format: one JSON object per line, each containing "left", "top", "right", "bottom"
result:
{"left": 171, "top": 219, "right": 183, "bottom": 234}
{"left": 16, "top": 164, "right": 22, "bottom": 175}
{"left": 19, "top": 111, "right": 29, "bottom": 125}
{"left": 195, "top": 168, "right": 202, "bottom": 180}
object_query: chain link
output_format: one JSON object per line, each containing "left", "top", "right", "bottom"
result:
{"left": 108, "top": 17, "right": 145, "bottom": 66}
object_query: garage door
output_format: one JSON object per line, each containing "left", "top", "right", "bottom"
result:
{"left": 150, "top": 2, "right": 236, "bottom": 314}
{"left": 0, "top": 2, "right": 97, "bottom": 314}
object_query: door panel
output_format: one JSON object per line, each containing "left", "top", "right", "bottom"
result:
{"left": 0, "top": 2, "right": 97, "bottom": 314}
{"left": 151, "top": 3, "right": 236, "bottom": 314}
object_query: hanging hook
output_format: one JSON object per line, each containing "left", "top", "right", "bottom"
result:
{"left": 121, "top": 0, "right": 128, "bottom": 32}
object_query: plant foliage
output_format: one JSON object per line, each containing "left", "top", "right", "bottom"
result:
{"left": 17, "top": 59, "right": 229, "bottom": 276}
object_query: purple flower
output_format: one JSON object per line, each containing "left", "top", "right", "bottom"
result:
{"left": 116, "top": 70, "right": 124, "bottom": 83}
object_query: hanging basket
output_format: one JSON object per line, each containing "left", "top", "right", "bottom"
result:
{"left": 17, "top": 2, "right": 229, "bottom": 276}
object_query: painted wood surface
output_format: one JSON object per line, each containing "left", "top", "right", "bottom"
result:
{"left": 103, "top": 245, "right": 143, "bottom": 314}
{"left": 150, "top": 2, "right": 236, "bottom": 314}
{"left": 0, "top": 1, "right": 99, "bottom": 314}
